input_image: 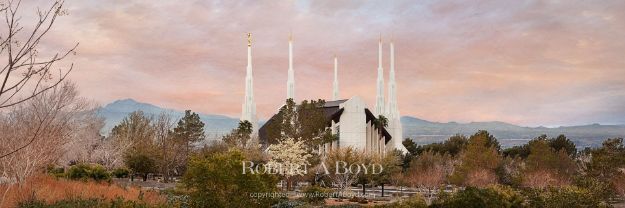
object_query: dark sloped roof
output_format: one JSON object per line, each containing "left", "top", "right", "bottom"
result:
{"left": 365, "top": 108, "right": 392, "bottom": 143}
{"left": 324, "top": 99, "right": 348, "bottom": 107}
{"left": 258, "top": 99, "right": 391, "bottom": 146}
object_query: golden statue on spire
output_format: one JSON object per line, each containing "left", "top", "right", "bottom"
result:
{"left": 247, "top": 33, "right": 252, "bottom": 46}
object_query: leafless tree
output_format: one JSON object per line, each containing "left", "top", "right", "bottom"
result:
{"left": 325, "top": 147, "right": 364, "bottom": 191}
{"left": 0, "top": 0, "right": 78, "bottom": 159}
{"left": 465, "top": 169, "right": 498, "bottom": 188}
{"left": 406, "top": 151, "right": 451, "bottom": 203}
{"left": 521, "top": 170, "right": 570, "bottom": 189}
{"left": 0, "top": 82, "right": 88, "bottom": 184}
{"left": 153, "top": 112, "right": 179, "bottom": 182}
{"left": 59, "top": 108, "right": 104, "bottom": 165}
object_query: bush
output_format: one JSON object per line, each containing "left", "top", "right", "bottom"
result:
{"left": 573, "top": 176, "right": 615, "bottom": 201}
{"left": 302, "top": 185, "right": 331, "bottom": 205}
{"left": 524, "top": 186, "right": 610, "bottom": 208}
{"left": 375, "top": 194, "right": 427, "bottom": 208}
{"left": 112, "top": 167, "right": 131, "bottom": 178}
{"left": 46, "top": 166, "right": 65, "bottom": 178}
{"left": 89, "top": 165, "right": 111, "bottom": 181}
{"left": 66, "top": 163, "right": 111, "bottom": 182}
{"left": 431, "top": 186, "right": 526, "bottom": 208}
{"left": 182, "top": 149, "right": 279, "bottom": 207}
{"left": 271, "top": 200, "right": 305, "bottom": 208}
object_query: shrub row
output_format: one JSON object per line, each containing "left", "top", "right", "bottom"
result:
{"left": 47, "top": 164, "right": 131, "bottom": 182}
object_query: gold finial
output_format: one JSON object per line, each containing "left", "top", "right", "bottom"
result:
{"left": 289, "top": 32, "right": 292, "bottom": 42}
{"left": 379, "top": 33, "right": 382, "bottom": 43}
{"left": 247, "top": 33, "right": 252, "bottom": 46}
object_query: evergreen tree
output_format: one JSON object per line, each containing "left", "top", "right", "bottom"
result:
{"left": 173, "top": 110, "right": 206, "bottom": 145}
{"left": 172, "top": 110, "right": 205, "bottom": 174}
{"left": 549, "top": 134, "right": 576, "bottom": 157}
{"left": 450, "top": 131, "right": 502, "bottom": 187}
{"left": 523, "top": 138, "right": 576, "bottom": 188}
{"left": 223, "top": 120, "right": 253, "bottom": 148}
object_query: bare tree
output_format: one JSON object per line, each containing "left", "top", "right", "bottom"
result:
{"left": 325, "top": 147, "right": 364, "bottom": 191}
{"left": 0, "top": 82, "right": 88, "bottom": 184}
{"left": 521, "top": 170, "right": 570, "bottom": 189}
{"left": 406, "top": 151, "right": 451, "bottom": 203}
{"left": 465, "top": 169, "right": 498, "bottom": 188}
{"left": 59, "top": 108, "right": 104, "bottom": 165}
{"left": 153, "top": 112, "right": 179, "bottom": 182}
{"left": 0, "top": 0, "right": 78, "bottom": 159}
{"left": 91, "top": 137, "right": 125, "bottom": 170}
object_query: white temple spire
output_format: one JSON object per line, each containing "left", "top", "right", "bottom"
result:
{"left": 374, "top": 35, "right": 385, "bottom": 116}
{"left": 286, "top": 33, "right": 295, "bottom": 101}
{"left": 387, "top": 42, "right": 399, "bottom": 118}
{"left": 386, "top": 41, "right": 407, "bottom": 153}
{"left": 333, "top": 55, "right": 339, "bottom": 100}
{"left": 241, "top": 33, "right": 259, "bottom": 135}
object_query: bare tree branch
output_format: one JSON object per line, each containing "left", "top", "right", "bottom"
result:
{"left": 0, "top": 0, "right": 77, "bottom": 159}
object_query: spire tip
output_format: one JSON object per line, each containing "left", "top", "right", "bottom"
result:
{"left": 247, "top": 33, "right": 252, "bottom": 46}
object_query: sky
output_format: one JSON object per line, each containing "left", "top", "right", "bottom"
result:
{"left": 16, "top": 0, "right": 625, "bottom": 127}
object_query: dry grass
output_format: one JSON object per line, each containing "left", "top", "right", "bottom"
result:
{"left": 0, "top": 175, "right": 165, "bottom": 207}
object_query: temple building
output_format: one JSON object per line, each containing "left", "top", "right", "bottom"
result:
{"left": 242, "top": 34, "right": 407, "bottom": 154}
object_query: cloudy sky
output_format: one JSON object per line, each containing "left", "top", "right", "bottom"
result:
{"left": 20, "top": 0, "right": 625, "bottom": 127}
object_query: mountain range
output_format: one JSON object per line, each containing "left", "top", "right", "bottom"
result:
{"left": 98, "top": 99, "right": 625, "bottom": 148}
{"left": 98, "top": 99, "right": 239, "bottom": 138}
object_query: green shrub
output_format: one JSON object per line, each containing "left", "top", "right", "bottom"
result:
{"left": 271, "top": 200, "right": 305, "bottom": 208}
{"left": 573, "top": 176, "right": 615, "bottom": 201}
{"left": 302, "top": 185, "right": 331, "bottom": 205}
{"left": 524, "top": 186, "right": 611, "bottom": 208}
{"left": 46, "top": 166, "right": 65, "bottom": 178}
{"left": 431, "top": 186, "right": 526, "bottom": 208}
{"left": 182, "top": 149, "right": 279, "bottom": 207}
{"left": 90, "top": 165, "right": 111, "bottom": 181}
{"left": 112, "top": 167, "right": 131, "bottom": 178}
{"left": 375, "top": 194, "right": 427, "bottom": 208}
{"left": 66, "top": 163, "right": 111, "bottom": 182}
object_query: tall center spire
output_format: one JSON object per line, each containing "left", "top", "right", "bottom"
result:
{"left": 387, "top": 42, "right": 399, "bottom": 118}
{"left": 241, "top": 33, "right": 258, "bottom": 135}
{"left": 386, "top": 41, "right": 407, "bottom": 153}
{"left": 375, "top": 35, "right": 385, "bottom": 116}
{"left": 333, "top": 55, "right": 339, "bottom": 100}
{"left": 286, "top": 33, "right": 295, "bottom": 101}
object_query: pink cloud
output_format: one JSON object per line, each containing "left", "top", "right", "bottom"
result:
{"left": 15, "top": 0, "right": 625, "bottom": 126}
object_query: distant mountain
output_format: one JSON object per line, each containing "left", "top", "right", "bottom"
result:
{"left": 401, "top": 116, "right": 625, "bottom": 149}
{"left": 98, "top": 99, "right": 625, "bottom": 148}
{"left": 98, "top": 99, "right": 239, "bottom": 138}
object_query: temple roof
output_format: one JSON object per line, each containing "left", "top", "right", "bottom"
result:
{"left": 258, "top": 98, "right": 392, "bottom": 147}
